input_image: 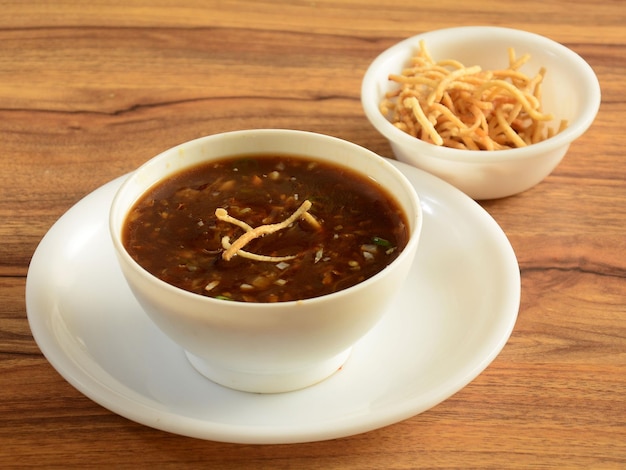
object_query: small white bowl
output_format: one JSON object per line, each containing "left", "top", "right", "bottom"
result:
{"left": 109, "top": 129, "right": 422, "bottom": 393}
{"left": 362, "top": 26, "right": 601, "bottom": 199}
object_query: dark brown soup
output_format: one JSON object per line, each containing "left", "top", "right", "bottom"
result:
{"left": 123, "top": 154, "right": 410, "bottom": 302}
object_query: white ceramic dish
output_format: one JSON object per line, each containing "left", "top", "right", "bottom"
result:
{"left": 109, "top": 129, "right": 422, "bottom": 394}
{"left": 362, "top": 26, "right": 601, "bottom": 200}
{"left": 26, "top": 160, "right": 520, "bottom": 444}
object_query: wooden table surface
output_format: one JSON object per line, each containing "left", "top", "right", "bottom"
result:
{"left": 1, "top": 1, "right": 624, "bottom": 468}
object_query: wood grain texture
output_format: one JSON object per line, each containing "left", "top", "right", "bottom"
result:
{"left": 1, "top": 1, "right": 624, "bottom": 468}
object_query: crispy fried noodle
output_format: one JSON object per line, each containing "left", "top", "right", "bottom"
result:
{"left": 379, "top": 41, "right": 568, "bottom": 150}
{"left": 216, "top": 200, "right": 320, "bottom": 262}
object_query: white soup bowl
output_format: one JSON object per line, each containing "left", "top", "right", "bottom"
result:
{"left": 109, "top": 129, "right": 422, "bottom": 393}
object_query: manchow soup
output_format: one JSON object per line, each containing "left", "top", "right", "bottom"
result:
{"left": 122, "top": 154, "right": 410, "bottom": 302}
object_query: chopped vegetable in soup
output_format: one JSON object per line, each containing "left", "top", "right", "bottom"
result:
{"left": 123, "top": 154, "right": 409, "bottom": 302}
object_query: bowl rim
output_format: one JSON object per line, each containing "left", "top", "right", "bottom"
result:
{"left": 361, "top": 26, "right": 602, "bottom": 163}
{"left": 109, "top": 128, "right": 423, "bottom": 309}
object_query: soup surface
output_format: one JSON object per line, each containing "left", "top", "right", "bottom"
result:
{"left": 123, "top": 154, "right": 409, "bottom": 302}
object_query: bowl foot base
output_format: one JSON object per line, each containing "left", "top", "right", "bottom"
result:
{"left": 184, "top": 348, "right": 352, "bottom": 394}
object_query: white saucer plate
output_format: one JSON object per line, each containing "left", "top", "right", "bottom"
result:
{"left": 26, "top": 160, "right": 520, "bottom": 444}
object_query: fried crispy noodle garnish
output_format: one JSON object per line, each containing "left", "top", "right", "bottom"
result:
{"left": 215, "top": 200, "right": 321, "bottom": 262}
{"left": 380, "top": 41, "right": 568, "bottom": 150}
